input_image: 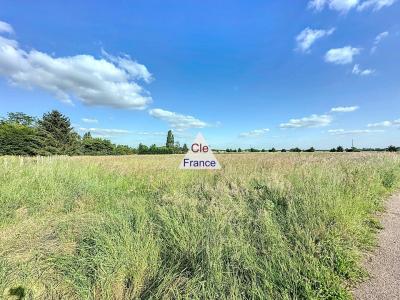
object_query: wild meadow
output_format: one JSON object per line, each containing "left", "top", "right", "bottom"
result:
{"left": 1, "top": 153, "right": 400, "bottom": 299}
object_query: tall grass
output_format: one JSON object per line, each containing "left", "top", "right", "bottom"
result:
{"left": 0, "top": 153, "right": 399, "bottom": 299}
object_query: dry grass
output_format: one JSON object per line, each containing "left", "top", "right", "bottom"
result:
{"left": 0, "top": 153, "right": 399, "bottom": 299}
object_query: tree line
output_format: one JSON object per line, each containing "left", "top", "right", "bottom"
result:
{"left": 0, "top": 111, "right": 187, "bottom": 156}
{"left": 219, "top": 145, "right": 399, "bottom": 153}
{"left": 1, "top": 110, "right": 398, "bottom": 156}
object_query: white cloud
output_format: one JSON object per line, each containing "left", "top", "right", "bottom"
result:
{"left": 308, "top": 0, "right": 359, "bottom": 13}
{"left": 77, "top": 127, "right": 131, "bottom": 138}
{"left": 308, "top": 0, "right": 396, "bottom": 12}
{"left": 148, "top": 108, "right": 209, "bottom": 131}
{"left": 82, "top": 118, "right": 98, "bottom": 124}
{"left": 134, "top": 131, "right": 166, "bottom": 136}
{"left": 101, "top": 49, "right": 152, "bottom": 83}
{"left": 239, "top": 128, "right": 270, "bottom": 138}
{"left": 280, "top": 114, "right": 332, "bottom": 128}
{"left": 352, "top": 64, "right": 375, "bottom": 75}
{"left": 308, "top": 0, "right": 328, "bottom": 10}
{"left": 296, "top": 27, "right": 335, "bottom": 53}
{"left": 0, "top": 23, "right": 152, "bottom": 109}
{"left": 330, "top": 0, "right": 360, "bottom": 12}
{"left": 325, "top": 46, "right": 361, "bottom": 65}
{"left": 374, "top": 31, "right": 389, "bottom": 43}
{"left": 357, "top": 0, "right": 396, "bottom": 11}
{"left": 328, "top": 128, "right": 384, "bottom": 135}
{"left": 330, "top": 105, "right": 359, "bottom": 112}
{"left": 0, "top": 21, "right": 13, "bottom": 34}
{"left": 367, "top": 120, "right": 392, "bottom": 127}
{"left": 371, "top": 31, "right": 389, "bottom": 53}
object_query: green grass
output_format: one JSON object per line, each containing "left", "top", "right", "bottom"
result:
{"left": 1, "top": 153, "right": 400, "bottom": 299}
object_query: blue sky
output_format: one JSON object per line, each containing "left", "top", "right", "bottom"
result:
{"left": 0, "top": 0, "right": 399, "bottom": 149}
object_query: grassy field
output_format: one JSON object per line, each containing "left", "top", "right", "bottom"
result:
{"left": 1, "top": 153, "right": 400, "bottom": 299}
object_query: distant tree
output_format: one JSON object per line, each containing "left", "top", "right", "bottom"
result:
{"left": 305, "top": 147, "right": 315, "bottom": 152}
{"left": 269, "top": 148, "right": 276, "bottom": 152}
{"left": 166, "top": 130, "right": 174, "bottom": 148}
{"left": 83, "top": 132, "right": 92, "bottom": 140}
{"left": 387, "top": 145, "right": 397, "bottom": 152}
{"left": 290, "top": 147, "right": 301, "bottom": 152}
{"left": 336, "top": 146, "right": 344, "bottom": 152}
{"left": 330, "top": 148, "right": 337, "bottom": 152}
{"left": 238, "top": 148, "right": 242, "bottom": 152}
{"left": 182, "top": 143, "right": 189, "bottom": 153}
{"left": 81, "top": 137, "right": 114, "bottom": 155}
{"left": 114, "top": 144, "right": 135, "bottom": 155}
{"left": 138, "top": 143, "right": 149, "bottom": 154}
{"left": 0, "top": 123, "right": 44, "bottom": 155}
{"left": 281, "top": 148, "right": 287, "bottom": 152}
{"left": 0, "top": 110, "right": 136, "bottom": 156}
{"left": 148, "top": 144, "right": 156, "bottom": 154}
{"left": 3, "top": 112, "right": 36, "bottom": 127}
{"left": 346, "top": 147, "right": 360, "bottom": 152}
{"left": 38, "top": 110, "right": 78, "bottom": 155}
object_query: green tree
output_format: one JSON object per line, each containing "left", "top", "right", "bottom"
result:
{"left": 138, "top": 143, "right": 149, "bottom": 154}
{"left": 336, "top": 146, "right": 344, "bottom": 152}
{"left": 182, "top": 143, "right": 189, "bottom": 153}
{"left": 387, "top": 145, "right": 397, "bottom": 152}
{"left": 81, "top": 137, "right": 114, "bottom": 155}
{"left": 38, "top": 110, "right": 79, "bottom": 155}
{"left": 2, "top": 112, "right": 36, "bottom": 127}
{"left": 166, "top": 130, "right": 174, "bottom": 148}
{"left": 114, "top": 144, "right": 135, "bottom": 155}
{"left": 83, "top": 132, "right": 92, "bottom": 140}
{"left": 0, "top": 123, "right": 44, "bottom": 155}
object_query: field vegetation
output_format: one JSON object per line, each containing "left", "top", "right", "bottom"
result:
{"left": 1, "top": 153, "right": 400, "bottom": 299}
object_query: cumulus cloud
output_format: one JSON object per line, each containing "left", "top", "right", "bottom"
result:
{"left": 308, "top": 0, "right": 396, "bottom": 12}
{"left": 324, "top": 46, "right": 361, "bottom": 64}
{"left": 101, "top": 49, "right": 152, "bottom": 83}
{"left": 330, "top": 106, "right": 359, "bottom": 112}
{"left": 280, "top": 114, "right": 332, "bottom": 128}
{"left": 371, "top": 31, "right": 389, "bottom": 53}
{"left": 0, "top": 21, "right": 13, "bottom": 34}
{"left": 0, "top": 22, "right": 152, "bottom": 109}
{"left": 296, "top": 27, "right": 335, "bottom": 53}
{"left": 352, "top": 64, "right": 375, "bottom": 76}
{"left": 148, "top": 108, "right": 209, "bottom": 131}
{"left": 239, "top": 128, "right": 270, "bottom": 138}
{"left": 82, "top": 118, "right": 98, "bottom": 124}
{"left": 328, "top": 128, "right": 384, "bottom": 135}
